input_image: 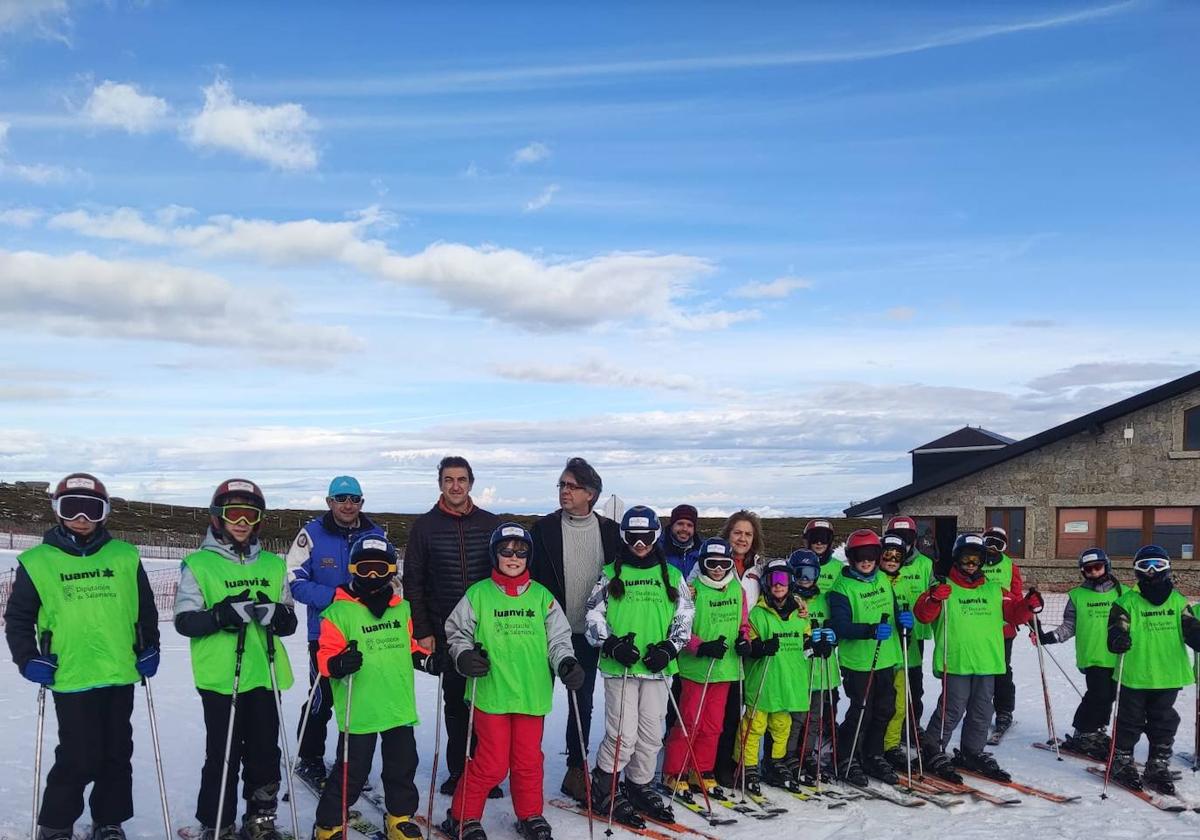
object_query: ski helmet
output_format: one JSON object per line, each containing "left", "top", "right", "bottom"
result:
{"left": 787, "top": 549, "right": 821, "bottom": 588}
{"left": 1132, "top": 544, "right": 1171, "bottom": 579}
{"left": 1078, "top": 547, "right": 1111, "bottom": 577}
{"left": 762, "top": 557, "right": 793, "bottom": 594}
{"left": 884, "top": 515, "right": 918, "bottom": 548}
{"left": 845, "top": 529, "right": 882, "bottom": 568}
{"left": 489, "top": 522, "right": 533, "bottom": 570}
{"left": 697, "top": 537, "right": 735, "bottom": 577}
{"left": 982, "top": 526, "right": 1008, "bottom": 556}
{"left": 952, "top": 533, "right": 986, "bottom": 567}
{"left": 803, "top": 518, "right": 834, "bottom": 546}
{"left": 50, "top": 472, "right": 111, "bottom": 523}
{"left": 881, "top": 533, "right": 906, "bottom": 565}
{"left": 348, "top": 534, "right": 398, "bottom": 593}
{"left": 208, "top": 478, "right": 266, "bottom": 539}
{"left": 620, "top": 505, "right": 661, "bottom": 547}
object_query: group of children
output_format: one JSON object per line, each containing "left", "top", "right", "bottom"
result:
{"left": 9, "top": 475, "right": 1200, "bottom": 840}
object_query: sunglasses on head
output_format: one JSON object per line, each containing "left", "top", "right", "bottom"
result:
{"left": 53, "top": 494, "right": 110, "bottom": 523}
{"left": 349, "top": 556, "right": 397, "bottom": 578}
{"left": 1134, "top": 557, "right": 1170, "bottom": 574}
{"left": 331, "top": 494, "right": 363, "bottom": 504}
{"left": 496, "top": 547, "right": 529, "bottom": 559}
{"left": 220, "top": 504, "right": 263, "bottom": 526}
{"left": 625, "top": 532, "right": 655, "bottom": 548}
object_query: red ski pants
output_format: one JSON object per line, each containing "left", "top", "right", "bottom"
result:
{"left": 450, "top": 710, "right": 545, "bottom": 820}
{"left": 662, "top": 679, "right": 731, "bottom": 777}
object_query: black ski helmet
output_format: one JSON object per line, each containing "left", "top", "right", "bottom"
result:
{"left": 489, "top": 522, "right": 533, "bottom": 570}
{"left": 952, "top": 533, "right": 986, "bottom": 569}
{"left": 1078, "top": 547, "right": 1111, "bottom": 577}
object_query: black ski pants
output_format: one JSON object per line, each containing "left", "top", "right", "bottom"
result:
{"left": 40, "top": 684, "right": 135, "bottom": 829}
{"left": 838, "top": 666, "right": 896, "bottom": 760}
{"left": 298, "top": 639, "right": 334, "bottom": 762}
{"left": 197, "top": 687, "right": 281, "bottom": 829}
{"left": 713, "top": 674, "right": 743, "bottom": 784}
{"left": 993, "top": 636, "right": 1016, "bottom": 717}
{"left": 1073, "top": 666, "right": 1117, "bottom": 734}
{"left": 1115, "top": 686, "right": 1181, "bottom": 752}
{"left": 315, "top": 726, "right": 419, "bottom": 825}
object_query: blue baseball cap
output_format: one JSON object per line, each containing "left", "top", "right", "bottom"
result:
{"left": 328, "top": 476, "right": 363, "bottom": 497}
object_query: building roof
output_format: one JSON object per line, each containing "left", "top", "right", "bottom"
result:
{"left": 910, "top": 426, "right": 1016, "bottom": 453}
{"left": 845, "top": 369, "right": 1200, "bottom": 517}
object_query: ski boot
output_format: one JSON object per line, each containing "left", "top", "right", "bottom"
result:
{"left": 689, "top": 770, "right": 727, "bottom": 800}
{"left": 386, "top": 815, "right": 423, "bottom": 840}
{"left": 514, "top": 816, "right": 553, "bottom": 840}
{"left": 800, "top": 754, "right": 832, "bottom": 785}
{"left": 761, "top": 757, "right": 798, "bottom": 790}
{"left": 884, "top": 746, "right": 909, "bottom": 771}
{"left": 989, "top": 712, "right": 1013, "bottom": 742}
{"left": 921, "top": 747, "right": 963, "bottom": 784}
{"left": 90, "top": 828, "right": 126, "bottom": 840}
{"left": 439, "top": 772, "right": 462, "bottom": 796}
{"left": 295, "top": 757, "right": 328, "bottom": 791}
{"left": 1143, "top": 745, "right": 1176, "bottom": 795}
{"left": 560, "top": 766, "right": 589, "bottom": 803}
{"left": 1062, "top": 730, "right": 1108, "bottom": 760}
{"left": 37, "top": 829, "right": 72, "bottom": 840}
{"left": 661, "top": 774, "right": 694, "bottom": 802}
{"left": 781, "top": 757, "right": 804, "bottom": 786}
{"left": 953, "top": 749, "right": 1011, "bottom": 782}
{"left": 624, "top": 779, "right": 676, "bottom": 822}
{"left": 591, "top": 769, "right": 645, "bottom": 829}
{"left": 837, "top": 756, "right": 868, "bottom": 787}
{"left": 312, "top": 827, "right": 343, "bottom": 840}
{"left": 1109, "top": 749, "right": 1142, "bottom": 790}
{"left": 441, "top": 814, "right": 487, "bottom": 840}
{"left": 736, "top": 765, "right": 763, "bottom": 796}
{"left": 863, "top": 753, "right": 899, "bottom": 784}
{"left": 242, "top": 783, "right": 283, "bottom": 840}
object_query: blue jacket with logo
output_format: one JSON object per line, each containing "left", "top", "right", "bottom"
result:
{"left": 286, "top": 511, "right": 385, "bottom": 640}
{"left": 658, "top": 532, "right": 701, "bottom": 578}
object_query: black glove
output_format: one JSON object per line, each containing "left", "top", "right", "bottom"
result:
{"left": 811, "top": 636, "right": 833, "bottom": 659}
{"left": 327, "top": 645, "right": 362, "bottom": 678}
{"left": 457, "top": 645, "right": 490, "bottom": 677}
{"left": 1037, "top": 630, "right": 1058, "bottom": 646}
{"left": 1109, "top": 628, "right": 1132, "bottom": 654}
{"left": 642, "top": 641, "right": 676, "bottom": 673}
{"left": 251, "top": 595, "right": 297, "bottom": 636}
{"left": 413, "top": 648, "right": 447, "bottom": 676}
{"left": 211, "top": 590, "right": 255, "bottom": 631}
{"left": 602, "top": 633, "right": 641, "bottom": 668}
{"left": 749, "top": 637, "right": 779, "bottom": 659}
{"left": 734, "top": 636, "right": 753, "bottom": 657}
{"left": 558, "top": 657, "right": 586, "bottom": 691}
{"left": 696, "top": 635, "right": 728, "bottom": 659}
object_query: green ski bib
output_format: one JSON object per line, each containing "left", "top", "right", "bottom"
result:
{"left": 465, "top": 578, "right": 557, "bottom": 715}
{"left": 1116, "top": 588, "right": 1194, "bottom": 690}
{"left": 745, "top": 601, "right": 811, "bottom": 713}
{"left": 982, "top": 553, "right": 1013, "bottom": 593}
{"left": 678, "top": 581, "right": 743, "bottom": 684}
{"left": 598, "top": 562, "right": 683, "bottom": 678}
{"left": 931, "top": 580, "right": 1006, "bottom": 676}
{"left": 799, "top": 591, "right": 841, "bottom": 690}
{"left": 831, "top": 572, "right": 900, "bottom": 671}
{"left": 1068, "top": 585, "right": 1120, "bottom": 670}
{"left": 897, "top": 553, "right": 934, "bottom": 644}
{"left": 323, "top": 596, "right": 419, "bottom": 733}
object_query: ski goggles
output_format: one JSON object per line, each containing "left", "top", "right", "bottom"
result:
{"left": 52, "top": 494, "right": 110, "bottom": 522}
{"left": 625, "top": 532, "right": 655, "bottom": 549}
{"left": 880, "top": 546, "right": 904, "bottom": 561}
{"left": 983, "top": 535, "right": 1007, "bottom": 551}
{"left": 496, "top": 546, "right": 530, "bottom": 559}
{"left": 349, "top": 556, "right": 397, "bottom": 578}
{"left": 1081, "top": 561, "right": 1108, "bottom": 575}
{"left": 766, "top": 569, "right": 792, "bottom": 589}
{"left": 330, "top": 493, "right": 363, "bottom": 504}
{"left": 793, "top": 564, "right": 819, "bottom": 585}
{"left": 701, "top": 555, "right": 735, "bottom": 574}
{"left": 1133, "top": 556, "right": 1170, "bottom": 574}
{"left": 218, "top": 504, "right": 263, "bottom": 526}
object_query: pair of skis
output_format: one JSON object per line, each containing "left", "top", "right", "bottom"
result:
{"left": 1031, "top": 740, "right": 1195, "bottom": 812}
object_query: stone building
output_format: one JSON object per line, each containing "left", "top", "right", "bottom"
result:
{"left": 845, "top": 370, "right": 1200, "bottom": 588}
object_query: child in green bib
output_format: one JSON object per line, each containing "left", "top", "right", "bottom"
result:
{"left": 1105, "top": 545, "right": 1200, "bottom": 795}
{"left": 787, "top": 549, "right": 839, "bottom": 783}
{"left": 1035, "top": 547, "right": 1123, "bottom": 760}
{"left": 441, "top": 524, "right": 582, "bottom": 840}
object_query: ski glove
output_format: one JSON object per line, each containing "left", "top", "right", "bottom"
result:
{"left": 327, "top": 645, "right": 363, "bottom": 678}
{"left": 642, "top": 641, "right": 676, "bottom": 673}
{"left": 898, "top": 611, "right": 915, "bottom": 630}
{"left": 602, "top": 633, "right": 641, "bottom": 668}
{"left": 929, "top": 582, "right": 952, "bottom": 602}
{"left": 252, "top": 593, "right": 298, "bottom": 636}
{"left": 558, "top": 657, "right": 587, "bottom": 691}
{"left": 211, "top": 590, "right": 256, "bottom": 631}
{"left": 1036, "top": 629, "right": 1058, "bottom": 646}
{"left": 873, "top": 623, "right": 893, "bottom": 641}
{"left": 1025, "top": 589, "right": 1044, "bottom": 613}
{"left": 734, "top": 636, "right": 753, "bottom": 657}
{"left": 135, "top": 645, "right": 160, "bottom": 678}
{"left": 811, "top": 633, "right": 833, "bottom": 659}
{"left": 22, "top": 653, "right": 58, "bottom": 686}
{"left": 696, "top": 635, "right": 728, "bottom": 659}
{"left": 1109, "top": 627, "right": 1132, "bottom": 654}
{"left": 456, "top": 645, "right": 491, "bottom": 678}
{"left": 749, "top": 636, "right": 780, "bottom": 659}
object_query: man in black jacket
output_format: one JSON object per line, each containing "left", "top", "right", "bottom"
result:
{"left": 401, "top": 455, "right": 500, "bottom": 794}
{"left": 529, "top": 456, "right": 620, "bottom": 802}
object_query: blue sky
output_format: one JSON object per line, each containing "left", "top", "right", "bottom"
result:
{"left": 0, "top": 0, "right": 1197, "bottom": 517}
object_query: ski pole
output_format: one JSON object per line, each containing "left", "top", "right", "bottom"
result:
{"left": 899, "top": 617, "right": 913, "bottom": 789}
{"left": 798, "top": 653, "right": 815, "bottom": 782}
{"left": 214, "top": 624, "right": 249, "bottom": 838}
{"left": 424, "top": 664, "right": 445, "bottom": 835}
{"left": 137, "top": 625, "right": 172, "bottom": 840}
{"left": 265, "top": 630, "right": 301, "bottom": 839}
{"left": 459, "top": 665, "right": 481, "bottom": 840}
{"left": 812, "top": 654, "right": 825, "bottom": 793}
{"left": 1194, "top": 651, "right": 1199, "bottom": 773}
{"left": 663, "top": 673, "right": 714, "bottom": 814}
{"left": 825, "top": 654, "right": 838, "bottom": 785}
{"left": 1040, "top": 642, "right": 1084, "bottom": 700}
{"left": 31, "top": 630, "right": 51, "bottom": 840}
{"left": 341, "top": 651, "right": 356, "bottom": 839}
{"left": 938, "top": 583, "right": 951, "bottom": 747}
{"left": 605, "top": 665, "right": 631, "bottom": 837}
{"left": 844, "top": 613, "right": 889, "bottom": 776}
{"left": 286, "top": 673, "right": 322, "bottom": 802}
{"left": 569, "top": 689, "right": 595, "bottom": 840}
{"left": 1030, "top": 611, "right": 1061, "bottom": 759}
{"left": 1101, "top": 652, "right": 1125, "bottom": 799}
{"left": 734, "top": 649, "right": 773, "bottom": 803}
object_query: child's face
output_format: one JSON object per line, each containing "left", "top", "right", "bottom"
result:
{"left": 496, "top": 539, "right": 529, "bottom": 577}
{"left": 880, "top": 548, "right": 903, "bottom": 574}
{"left": 770, "top": 581, "right": 790, "bottom": 600}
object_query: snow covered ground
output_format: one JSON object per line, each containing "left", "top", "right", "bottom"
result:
{"left": 1, "top": 546, "right": 1198, "bottom": 838}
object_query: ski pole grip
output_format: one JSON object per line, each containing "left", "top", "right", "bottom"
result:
{"left": 39, "top": 630, "right": 52, "bottom": 656}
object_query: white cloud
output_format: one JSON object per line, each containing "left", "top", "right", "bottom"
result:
{"left": 886, "top": 306, "right": 917, "bottom": 321}
{"left": 0, "top": 0, "right": 71, "bottom": 41}
{"left": 0, "top": 120, "right": 75, "bottom": 184}
{"left": 493, "top": 358, "right": 724, "bottom": 395}
{"left": 45, "top": 205, "right": 755, "bottom": 332}
{"left": 731, "top": 276, "right": 811, "bottom": 299}
{"left": 1026, "top": 362, "right": 1194, "bottom": 393}
{"left": 512, "top": 141, "right": 551, "bottom": 166}
{"left": 0, "top": 248, "right": 362, "bottom": 364}
{"left": 523, "top": 183, "right": 559, "bottom": 212}
{"left": 185, "top": 79, "right": 318, "bottom": 171}
{"left": 82, "top": 81, "right": 170, "bottom": 133}
{"left": 0, "top": 207, "right": 43, "bottom": 227}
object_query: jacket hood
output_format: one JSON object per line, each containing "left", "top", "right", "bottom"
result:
{"left": 42, "top": 524, "right": 112, "bottom": 557}
{"left": 200, "top": 526, "right": 261, "bottom": 563}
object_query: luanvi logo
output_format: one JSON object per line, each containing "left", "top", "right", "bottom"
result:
{"left": 60, "top": 568, "right": 115, "bottom": 582}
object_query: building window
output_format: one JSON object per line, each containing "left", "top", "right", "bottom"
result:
{"left": 985, "top": 507, "right": 1026, "bottom": 558}
{"left": 1104, "top": 509, "right": 1143, "bottom": 557}
{"left": 1153, "top": 508, "right": 1193, "bottom": 558}
{"left": 1057, "top": 508, "right": 1097, "bottom": 559}
{"left": 1187, "top": 406, "right": 1200, "bottom": 451}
